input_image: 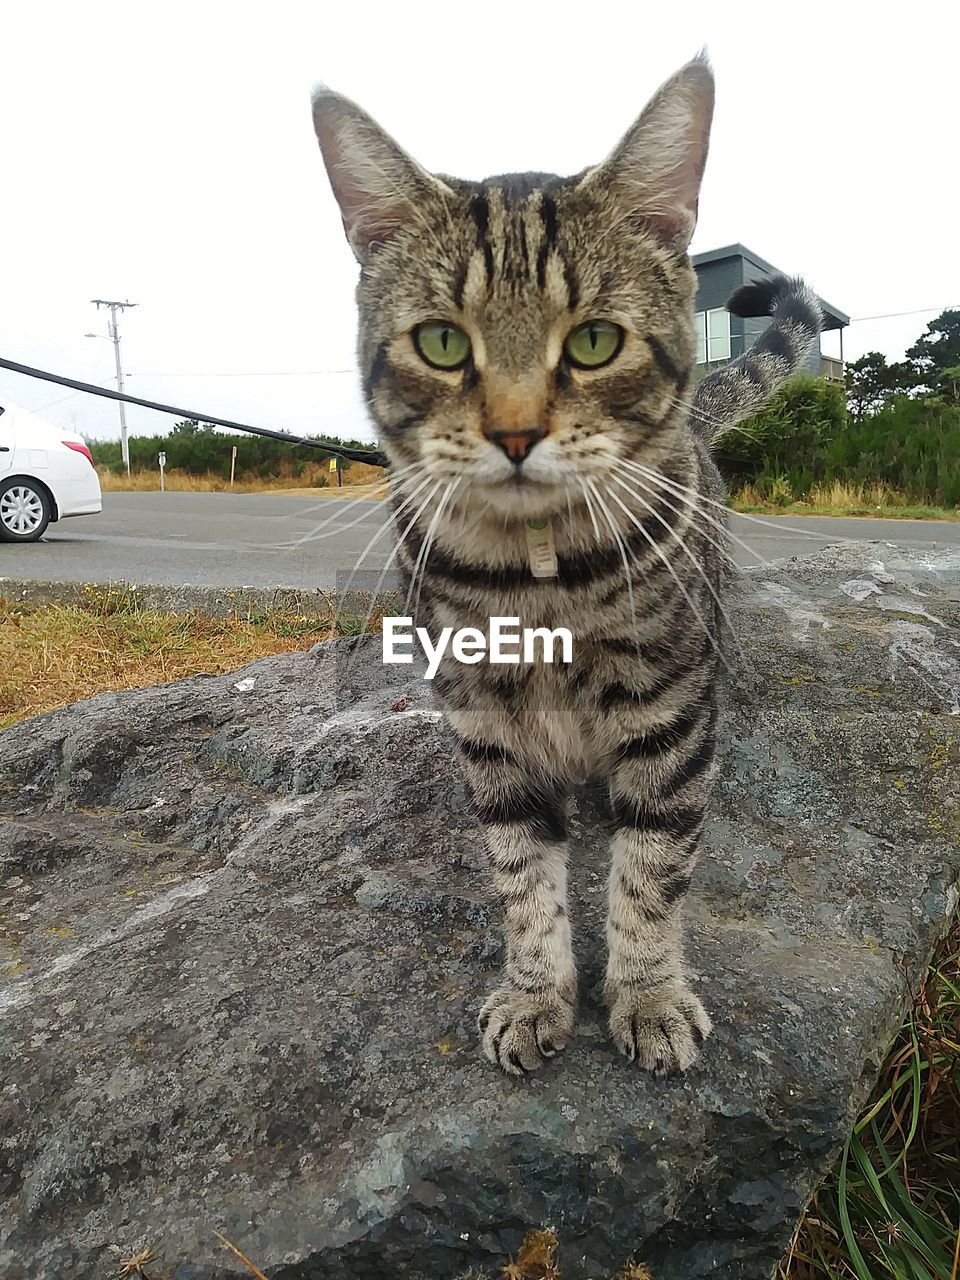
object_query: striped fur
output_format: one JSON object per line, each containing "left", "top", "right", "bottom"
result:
{"left": 313, "top": 58, "right": 817, "bottom": 1076}
{"left": 693, "top": 275, "right": 822, "bottom": 440}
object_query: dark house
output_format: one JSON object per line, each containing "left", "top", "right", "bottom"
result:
{"left": 691, "top": 244, "right": 849, "bottom": 383}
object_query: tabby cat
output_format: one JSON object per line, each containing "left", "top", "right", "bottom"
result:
{"left": 312, "top": 57, "right": 820, "bottom": 1076}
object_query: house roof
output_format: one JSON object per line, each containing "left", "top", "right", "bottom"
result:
{"left": 691, "top": 243, "right": 850, "bottom": 331}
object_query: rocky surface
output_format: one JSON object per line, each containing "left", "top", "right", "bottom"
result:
{"left": 1, "top": 542, "right": 959, "bottom": 1280}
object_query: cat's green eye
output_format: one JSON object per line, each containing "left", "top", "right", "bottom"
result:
{"left": 413, "top": 321, "right": 472, "bottom": 371}
{"left": 564, "top": 320, "right": 624, "bottom": 370}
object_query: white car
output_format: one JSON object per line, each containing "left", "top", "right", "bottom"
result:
{"left": 0, "top": 399, "right": 102, "bottom": 542}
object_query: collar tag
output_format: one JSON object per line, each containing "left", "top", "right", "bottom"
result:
{"left": 525, "top": 517, "right": 558, "bottom": 580}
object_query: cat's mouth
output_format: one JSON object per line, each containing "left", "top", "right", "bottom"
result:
{"left": 475, "top": 468, "right": 554, "bottom": 493}
{"left": 466, "top": 469, "right": 570, "bottom": 521}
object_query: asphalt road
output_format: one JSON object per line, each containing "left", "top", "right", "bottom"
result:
{"left": 3, "top": 492, "right": 959, "bottom": 590}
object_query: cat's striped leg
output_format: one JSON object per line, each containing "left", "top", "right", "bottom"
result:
{"left": 604, "top": 696, "right": 716, "bottom": 1073}
{"left": 457, "top": 738, "right": 577, "bottom": 1076}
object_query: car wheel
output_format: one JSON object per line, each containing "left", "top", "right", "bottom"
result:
{"left": 0, "top": 478, "right": 52, "bottom": 542}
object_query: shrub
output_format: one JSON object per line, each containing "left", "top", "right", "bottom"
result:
{"left": 89, "top": 421, "right": 377, "bottom": 482}
{"left": 715, "top": 376, "right": 847, "bottom": 493}
{"left": 715, "top": 380, "right": 960, "bottom": 507}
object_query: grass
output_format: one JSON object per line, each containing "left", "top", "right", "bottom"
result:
{"left": 96, "top": 461, "right": 387, "bottom": 493}
{"left": 779, "top": 908, "right": 960, "bottom": 1280}
{"left": 730, "top": 480, "right": 960, "bottom": 522}
{"left": 3, "top": 599, "right": 957, "bottom": 1280}
{"left": 101, "top": 469, "right": 959, "bottom": 519}
{"left": 0, "top": 590, "right": 387, "bottom": 729}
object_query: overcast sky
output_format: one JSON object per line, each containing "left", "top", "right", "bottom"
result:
{"left": 2, "top": 2, "right": 957, "bottom": 448}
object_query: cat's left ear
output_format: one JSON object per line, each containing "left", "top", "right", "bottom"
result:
{"left": 312, "top": 87, "right": 452, "bottom": 263}
{"left": 580, "top": 55, "right": 715, "bottom": 253}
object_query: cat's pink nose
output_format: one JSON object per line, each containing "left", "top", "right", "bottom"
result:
{"left": 484, "top": 427, "right": 547, "bottom": 464}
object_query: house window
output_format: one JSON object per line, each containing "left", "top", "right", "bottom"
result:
{"left": 694, "top": 308, "right": 731, "bottom": 363}
{"left": 707, "top": 307, "right": 731, "bottom": 361}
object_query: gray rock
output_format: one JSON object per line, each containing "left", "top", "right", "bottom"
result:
{"left": 1, "top": 542, "right": 959, "bottom": 1280}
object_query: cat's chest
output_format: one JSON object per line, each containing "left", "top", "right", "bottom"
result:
{"left": 434, "top": 641, "right": 663, "bottom": 777}
{"left": 421, "top": 576, "right": 607, "bottom": 638}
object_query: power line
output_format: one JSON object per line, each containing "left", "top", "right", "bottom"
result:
{"left": 51, "top": 303, "right": 960, "bottom": 387}
{"left": 112, "top": 303, "right": 960, "bottom": 380}
{"left": 848, "top": 304, "right": 958, "bottom": 324}
{"left": 0, "top": 355, "right": 388, "bottom": 466}
{"left": 30, "top": 389, "right": 84, "bottom": 412}
{"left": 128, "top": 368, "right": 358, "bottom": 378}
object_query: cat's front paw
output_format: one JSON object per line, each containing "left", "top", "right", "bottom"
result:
{"left": 606, "top": 979, "right": 711, "bottom": 1075}
{"left": 478, "top": 983, "right": 576, "bottom": 1076}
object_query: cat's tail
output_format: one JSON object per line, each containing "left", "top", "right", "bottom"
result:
{"left": 691, "top": 274, "right": 823, "bottom": 444}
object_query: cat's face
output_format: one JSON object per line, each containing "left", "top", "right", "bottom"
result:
{"left": 313, "top": 60, "right": 714, "bottom": 519}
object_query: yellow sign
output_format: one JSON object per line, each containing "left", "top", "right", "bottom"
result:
{"left": 329, "top": 458, "right": 338, "bottom": 472}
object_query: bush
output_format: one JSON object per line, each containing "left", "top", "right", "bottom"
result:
{"left": 715, "top": 376, "right": 847, "bottom": 491}
{"left": 89, "top": 421, "right": 376, "bottom": 482}
{"left": 715, "top": 380, "right": 960, "bottom": 507}
{"left": 823, "top": 396, "right": 960, "bottom": 507}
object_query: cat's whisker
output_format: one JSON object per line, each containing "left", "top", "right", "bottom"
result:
{"left": 718, "top": 419, "right": 764, "bottom": 445}
{"left": 343, "top": 479, "right": 444, "bottom": 671}
{"left": 585, "top": 478, "right": 641, "bottom": 651}
{"left": 630, "top": 460, "right": 877, "bottom": 550}
{"left": 681, "top": 399, "right": 766, "bottom": 446}
{"left": 271, "top": 498, "right": 389, "bottom": 550}
{"left": 334, "top": 474, "right": 435, "bottom": 620}
{"left": 244, "top": 486, "right": 387, "bottom": 550}
{"left": 257, "top": 463, "right": 418, "bottom": 551}
{"left": 413, "top": 478, "right": 463, "bottom": 623}
{"left": 383, "top": 479, "right": 443, "bottom": 578}
{"left": 611, "top": 470, "right": 738, "bottom": 571}
{"left": 628, "top": 464, "right": 781, "bottom": 572}
{"left": 577, "top": 477, "right": 603, "bottom": 543}
{"left": 594, "top": 478, "right": 728, "bottom": 670}
{"left": 624, "top": 459, "right": 779, "bottom": 570}
{"left": 405, "top": 478, "right": 462, "bottom": 621}
{"left": 606, "top": 476, "right": 742, "bottom": 662}
{"left": 659, "top": 391, "right": 731, "bottom": 436}
{"left": 653, "top": 388, "right": 763, "bottom": 451}
{"left": 618, "top": 459, "right": 772, "bottom": 569}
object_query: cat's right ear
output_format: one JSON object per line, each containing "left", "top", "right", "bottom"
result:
{"left": 311, "top": 88, "right": 450, "bottom": 263}
{"left": 578, "top": 56, "right": 715, "bottom": 253}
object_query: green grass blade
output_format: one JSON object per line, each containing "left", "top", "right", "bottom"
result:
{"left": 866, "top": 1225, "right": 924, "bottom": 1280}
{"left": 903, "top": 1031, "right": 923, "bottom": 1153}
{"left": 871, "top": 1125, "right": 955, "bottom": 1275}
{"left": 851, "top": 1130, "right": 894, "bottom": 1218}
{"left": 838, "top": 1139, "right": 879, "bottom": 1280}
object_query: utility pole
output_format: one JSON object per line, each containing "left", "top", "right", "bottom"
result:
{"left": 91, "top": 299, "right": 137, "bottom": 476}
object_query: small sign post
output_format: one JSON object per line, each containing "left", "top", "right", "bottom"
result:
{"left": 158, "top": 450, "right": 167, "bottom": 493}
{"left": 329, "top": 455, "right": 343, "bottom": 487}
{"left": 230, "top": 445, "right": 238, "bottom": 488}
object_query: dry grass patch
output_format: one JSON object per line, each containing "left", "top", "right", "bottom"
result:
{"left": 730, "top": 480, "right": 960, "bottom": 521}
{"left": 0, "top": 593, "right": 347, "bottom": 728}
{"left": 97, "top": 461, "right": 387, "bottom": 494}
{"left": 102, "top": 469, "right": 959, "bottom": 518}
